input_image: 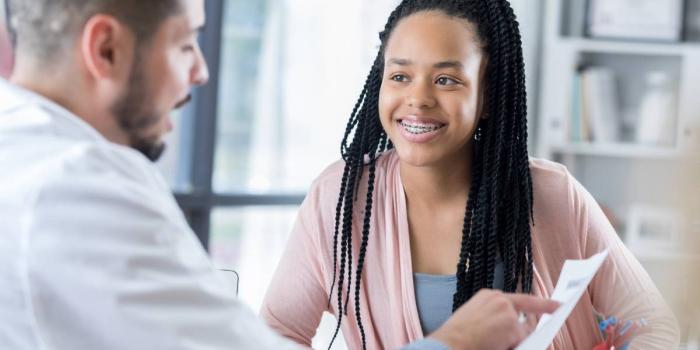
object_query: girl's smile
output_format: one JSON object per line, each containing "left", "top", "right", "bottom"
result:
{"left": 396, "top": 115, "right": 447, "bottom": 143}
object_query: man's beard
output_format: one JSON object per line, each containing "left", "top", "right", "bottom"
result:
{"left": 110, "top": 56, "right": 166, "bottom": 162}
{"left": 131, "top": 136, "right": 166, "bottom": 163}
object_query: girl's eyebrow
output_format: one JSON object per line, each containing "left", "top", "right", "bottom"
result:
{"left": 433, "top": 61, "right": 463, "bottom": 70}
{"left": 387, "top": 58, "right": 464, "bottom": 70}
{"left": 388, "top": 58, "right": 411, "bottom": 66}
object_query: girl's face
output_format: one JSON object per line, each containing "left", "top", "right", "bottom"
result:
{"left": 379, "top": 11, "right": 486, "bottom": 168}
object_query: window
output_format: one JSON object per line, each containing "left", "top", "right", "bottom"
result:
{"left": 168, "top": 0, "right": 399, "bottom": 347}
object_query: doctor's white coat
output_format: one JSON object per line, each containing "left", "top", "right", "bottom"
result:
{"left": 0, "top": 79, "right": 299, "bottom": 349}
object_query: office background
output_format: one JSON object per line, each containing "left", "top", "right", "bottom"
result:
{"left": 2, "top": 0, "right": 699, "bottom": 348}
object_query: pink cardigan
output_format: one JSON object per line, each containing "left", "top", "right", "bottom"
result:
{"left": 261, "top": 150, "right": 679, "bottom": 349}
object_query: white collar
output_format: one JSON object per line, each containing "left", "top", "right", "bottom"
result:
{"left": 0, "top": 78, "right": 109, "bottom": 144}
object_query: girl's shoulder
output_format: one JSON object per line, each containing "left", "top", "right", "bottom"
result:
{"left": 528, "top": 157, "right": 577, "bottom": 204}
{"left": 529, "top": 157, "right": 571, "bottom": 187}
{"left": 528, "top": 157, "right": 595, "bottom": 254}
{"left": 309, "top": 150, "right": 399, "bottom": 194}
{"left": 298, "top": 151, "right": 399, "bottom": 246}
{"left": 528, "top": 157, "right": 580, "bottom": 229}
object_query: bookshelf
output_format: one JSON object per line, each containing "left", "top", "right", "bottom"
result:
{"left": 537, "top": 0, "right": 700, "bottom": 248}
{"left": 536, "top": 0, "right": 700, "bottom": 344}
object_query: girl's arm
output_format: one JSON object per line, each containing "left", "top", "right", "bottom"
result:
{"left": 260, "top": 196, "right": 330, "bottom": 348}
{"left": 570, "top": 174, "right": 681, "bottom": 349}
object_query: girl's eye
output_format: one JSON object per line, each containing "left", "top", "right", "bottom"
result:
{"left": 182, "top": 44, "right": 195, "bottom": 53}
{"left": 436, "top": 76, "right": 458, "bottom": 86}
{"left": 390, "top": 74, "right": 409, "bottom": 83}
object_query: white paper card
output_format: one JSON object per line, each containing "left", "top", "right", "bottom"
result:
{"left": 515, "top": 250, "right": 609, "bottom": 350}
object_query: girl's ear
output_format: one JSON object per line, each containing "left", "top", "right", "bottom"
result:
{"left": 476, "top": 56, "right": 489, "bottom": 120}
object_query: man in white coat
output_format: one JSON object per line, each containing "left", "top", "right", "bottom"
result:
{"left": 0, "top": 0, "right": 557, "bottom": 349}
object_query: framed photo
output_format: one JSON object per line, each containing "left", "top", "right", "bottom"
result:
{"left": 625, "top": 205, "right": 680, "bottom": 250}
{"left": 586, "top": 0, "right": 685, "bottom": 41}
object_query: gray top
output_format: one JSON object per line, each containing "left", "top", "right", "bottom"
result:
{"left": 400, "top": 338, "right": 450, "bottom": 350}
{"left": 413, "top": 260, "right": 505, "bottom": 335}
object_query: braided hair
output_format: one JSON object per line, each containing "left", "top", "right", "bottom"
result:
{"left": 327, "top": 1, "right": 533, "bottom": 348}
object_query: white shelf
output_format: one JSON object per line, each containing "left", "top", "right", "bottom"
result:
{"left": 559, "top": 38, "right": 700, "bottom": 56}
{"left": 550, "top": 143, "right": 681, "bottom": 159}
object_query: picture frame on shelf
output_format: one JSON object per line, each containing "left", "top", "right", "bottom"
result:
{"left": 625, "top": 205, "right": 681, "bottom": 251}
{"left": 586, "top": 0, "right": 685, "bottom": 42}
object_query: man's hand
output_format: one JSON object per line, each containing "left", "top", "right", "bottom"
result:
{"left": 428, "top": 289, "right": 559, "bottom": 350}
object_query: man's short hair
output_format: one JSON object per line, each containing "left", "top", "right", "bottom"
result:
{"left": 8, "top": 0, "right": 182, "bottom": 59}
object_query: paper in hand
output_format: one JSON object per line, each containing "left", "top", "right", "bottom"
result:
{"left": 515, "top": 250, "right": 609, "bottom": 350}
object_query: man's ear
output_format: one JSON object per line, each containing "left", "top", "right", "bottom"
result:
{"left": 80, "top": 15, "right": 134, "bottom": 82}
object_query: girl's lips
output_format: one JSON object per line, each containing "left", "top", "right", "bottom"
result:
{"left": 396, "top": 119, "right": 446, "bottom": 144}
{"left": 399, "top": 120, "right": 444, "bottom": 133}
{"left": 397, "top": 114, "right": 446, "bottom": 126}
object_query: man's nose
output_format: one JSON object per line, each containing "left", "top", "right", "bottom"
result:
{"left": 191, "top": 45, "right": 210, "bottom": 86}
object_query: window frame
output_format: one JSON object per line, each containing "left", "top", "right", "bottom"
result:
{"left": 175, "top": 0, "right": 305, "bottom": 249}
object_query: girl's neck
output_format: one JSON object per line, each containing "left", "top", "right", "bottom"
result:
{"left": 399, "top": 147, "right": 473, "bottom": 209}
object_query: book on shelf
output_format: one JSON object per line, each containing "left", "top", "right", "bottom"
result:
{"left": 570, "top": 67, "right": 621, "bottom": 144}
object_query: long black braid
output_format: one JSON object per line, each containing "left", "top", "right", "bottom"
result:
{"left": 328, "top": 1, "right": 533, "bottom": 348}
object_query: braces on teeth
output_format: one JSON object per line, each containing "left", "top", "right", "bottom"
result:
{"left": 400, "top": 120, "right": 443, "bottom": 134}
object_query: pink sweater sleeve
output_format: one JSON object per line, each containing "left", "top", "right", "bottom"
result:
{"left": 260, "top": 192, "right": 330, "bottom": 348}
{"left": 569, "top": 173, "right": 680, "bottom": 349}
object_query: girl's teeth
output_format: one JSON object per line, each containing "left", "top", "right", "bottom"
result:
{"left": 400, "top": 120, "right": 443, "bottom": 134}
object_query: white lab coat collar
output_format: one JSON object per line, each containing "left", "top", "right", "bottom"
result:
{"left": 0, "top": 77, "right": 109, "bottom": 145}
